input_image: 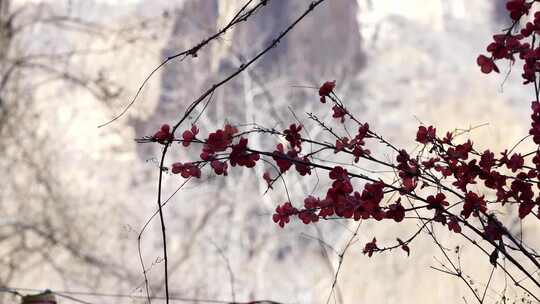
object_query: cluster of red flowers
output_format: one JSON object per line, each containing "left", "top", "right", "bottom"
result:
{"left": 507, "top": 0, "right": 532, "bottom": 20}
{"left": 271, "top": 142, "right": 311, "bottom": 176}
{"left": 155, "top": 123, "right": 261, "bottom": 178}
{"left": 334, "top": 124, "right": 371, "bottom": 162}
{"left": 229, "top": 137, "right": 260, "bottom": 168}
{"left": 271, "top": 166, "right": 403, "bottom": 231}
{"left": 171, "top": 162, "right": 201, "bottom": 178}
{"left": 530, "top": 101, "right": 540, "bottom": 143}
{"left": 477, "top": 1, "right": 540, "bottom": 85}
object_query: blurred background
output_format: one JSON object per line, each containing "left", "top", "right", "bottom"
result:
{"left": 1, "top": 0, "right": 537, "bottom": 303}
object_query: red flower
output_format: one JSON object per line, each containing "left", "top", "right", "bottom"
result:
{"left": 521, "top": 22, "right": 535, "bottom": 37}
{"left": 329, "top": 166, "right": 348, "bottom": 180}
{"left": 200, "top": 151, "right": 212, "bottom": 161}
{"left": 335, "top": 137, "right": 350, "bottom": 153}
{"left": 506, "top": 153, "right": 524, "bottom": 172}
{"left": 416, "top": 125, "right": 436, "bottom": 144}
{"left": 401, "top": 177, "right": 417, "bottom": 193}
{"left": 298, "top": 210, "right": 319, "bottom": 224}
{"left": 304, "top": 195, "right": 320, "bottom": 209}
{"left": 203, "top": 124, "right": 238, "bottom": 154}
{"left": 447, "top": 140, "right": 473, "bottom": 160}
{"left": 284, "top": 124, "right": 303, "bottom": 151}
{"left": 479, "top": 150, "right": 495, "bottom": 171}
{"left": 210, "top": 160, "right": 228, "bottom": 176}
{"left": 476, "top": 55, "right": 499, "bottom": 74}
{"left": 487, "top": 35, "right": 510, "bottom": 60}
{"left": 352, "top": 146, "right": 370, "bottom": 163}
{"left": 272, "top": 143, "right": 294, "bottom": 173}
{"left": 294, "top": 156, "right": 312, "bottom": 176}
{"left": 422, "top": 158, "right": 439, "bottom": 169}
{"left": 181, "top": 125, "right": 199, "bottom": 147}
{"left": 386, "top": 199, "right": 405, "bottom": 222}
{"left": 426, "top": 193, "right": 449, "bottom": 210}
{"left": 153, "top": 124, "right": 174, "bottom": 144}
{"left": 318, "top": 80, "right": 336, "bottom": 103}
{"left": 356, "top": 123, "right": 370, "bottom": 140}
{"left": 396, "top": 150, "right": 419, "bottom": 192}
{"left": 205, "top": 130, "right": 230, "bottom": 153}
{"left": 442, "top": 131, "right": 453, "bottom": 144}
{"left": 363, "top": 237, "right": 379, "bottom": 257}
{"left": 533, "top": 152, "right": 540, "bottom": 171}
{"left": 272, "top": 202, "right": 298, "bottom": 228}
{"left": 332, "top": 105, "right": 347, "bottom": 123}
{"left": 451, "top": 160, "right": 480, "bottom": 192}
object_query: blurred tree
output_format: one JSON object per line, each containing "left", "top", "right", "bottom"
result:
{"left": 0, "top": 0, "right": 169, "bottom": 300}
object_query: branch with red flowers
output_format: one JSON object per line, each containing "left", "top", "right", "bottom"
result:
{"left": 142, "top": 77, "right": 540, "bottom": 301}
{"left": 136, "top": 0, "right": 540, "bottom": 302}
{"left": 134, "top": 1, "right": 331, "bottom": 304}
